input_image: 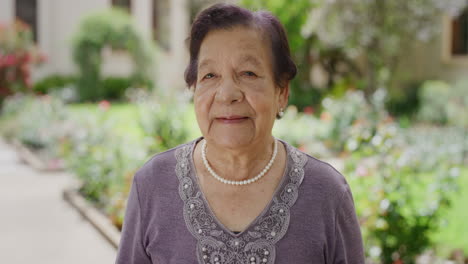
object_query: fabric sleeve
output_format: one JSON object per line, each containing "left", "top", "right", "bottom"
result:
{"left": 332, "top": 184, "right": 365, "bottom": 264}
{"left": 115, "top": 176, "right": 152, "bottom": 264}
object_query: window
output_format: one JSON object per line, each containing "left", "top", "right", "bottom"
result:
{"left": 451, "top": 8, "right": 468, "bottom": 55}
{"left": 112, "top": 0, "right": 132, "bottom": 12}
{"left": 15, "top": 0, "right": 38, "bottom": 42}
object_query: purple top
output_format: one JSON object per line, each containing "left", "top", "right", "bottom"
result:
{"left": 115, "top": 137, "right": 364, "bottom": 264}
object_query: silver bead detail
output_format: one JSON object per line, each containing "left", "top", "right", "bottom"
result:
{"left": 250, "top": 257, "right": 256, "bottom": 261}
{"left": 287, "top": 188, "right": 292, "bottom": 193}
{"left": 279, "top": 209, "right": 284, "bottom": 213}
{"left": 264, "top": 250, "right": 269, "bottom": 255}
{"left": 294, "top": 168, "right": 298, "bottom": 172}
{"left": 198, "top": 229, "right": 203, "bottom": 234}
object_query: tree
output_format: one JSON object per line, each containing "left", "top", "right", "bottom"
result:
{"left": 307, "top": 0, "right": 468, "bottom": 97}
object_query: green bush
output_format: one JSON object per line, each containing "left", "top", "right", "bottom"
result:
{"left": 345, "top": 125, "right": 465, "bottom": 264}
{"left": 138, "top": 96, "right": 191, "bottom": 154}
{"left": 33, "top": 74, "right": 76, "bottom": 94}
{"left": 417, "top": 81, "right": 451, "bottom": 124}
{"left": 385, "top": 81, "right": 421, "bottom": 118}
{"left": 0, "top": 94, "right": 69, "bottom": 149}
{"left": 100, "top": 77, "right": 132, "bottom": 100}
{"left": 72, "top": 8, "right": 154, "bottom": 102}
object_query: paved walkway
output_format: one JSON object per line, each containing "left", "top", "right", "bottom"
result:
{"left": 0, "top": 138, "right": 116, "bottom": 263}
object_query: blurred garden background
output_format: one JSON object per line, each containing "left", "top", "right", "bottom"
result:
{"left": 1, "top": 0, "right": 467, "bottom": 263}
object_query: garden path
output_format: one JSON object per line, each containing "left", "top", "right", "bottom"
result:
{"left": 0, "top": 138, "right": 116, "bottom": 263}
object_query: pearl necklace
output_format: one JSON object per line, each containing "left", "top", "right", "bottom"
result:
{"left": 201, "top": 139, "right": 278, "bottom": 186}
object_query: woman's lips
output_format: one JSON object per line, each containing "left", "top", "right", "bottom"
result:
{"left": 215, "top": 116, "right": 249, "bottom": 124}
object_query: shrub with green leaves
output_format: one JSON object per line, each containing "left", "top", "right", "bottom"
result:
{"left": 417, "top": 80, "right": 452, "bottom": 125}
{"left": 138, "top": 95, "right": 192, "bottom": 154}
{"left": 345, "top": 125, "right": 465, "bottom": 264}
{"left": 33, "top": 74, "right": 76, "bottom": 94}
{"left": 72, "top": 8, "right": 154, "bottom": 102}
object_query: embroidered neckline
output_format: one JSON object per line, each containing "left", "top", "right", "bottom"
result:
{"left": 175, "top": 137, "right": 307, "bottom": 264}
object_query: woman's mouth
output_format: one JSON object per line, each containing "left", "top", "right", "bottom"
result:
{"left": 215, "top": 116, "right": 249, "bottom": 124}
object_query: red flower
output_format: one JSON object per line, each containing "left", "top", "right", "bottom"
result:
{"left": 98, "top": 100, "right": 111, "bottom": 111}
{"left": 303, "top": 106, "right": 314, "bottom": 115}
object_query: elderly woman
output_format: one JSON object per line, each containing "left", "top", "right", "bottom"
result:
{"left": 115, "top": 3, "right": 364, "bottom": 264}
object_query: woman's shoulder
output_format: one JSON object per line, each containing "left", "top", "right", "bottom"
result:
{"left": 285, "top": 141, "right": 349, "bottom": 197}
{"left": 132, "top": 139, "right": 197, "bottom": 184}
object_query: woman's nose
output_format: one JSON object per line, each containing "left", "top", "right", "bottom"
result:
{"left": 214, "top": 77, "right": 244, "bottom": 104}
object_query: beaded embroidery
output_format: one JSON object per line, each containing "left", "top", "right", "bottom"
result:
{"left": 175, "top": 139, "right": 307, "bottom": 264}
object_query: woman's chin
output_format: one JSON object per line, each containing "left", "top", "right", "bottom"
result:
{"left": 207, "top": 133, "right": 255, "bottom": 150}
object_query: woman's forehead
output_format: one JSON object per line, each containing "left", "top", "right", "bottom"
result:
{"left": 198, "top": 27, "right": 270, "bottom": 66}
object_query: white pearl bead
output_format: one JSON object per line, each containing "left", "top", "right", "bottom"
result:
{"left": 201, "top": 139, "right": 278, "bottom": 186}
{"left": 250, "top": 257, "right": 256, "bottom": 261}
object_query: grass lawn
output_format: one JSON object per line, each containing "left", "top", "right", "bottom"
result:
{"left": 67, "top": 102, "right": 201, "bottom": 146}
{"left": 432, "top": 166, "right": 468, "bottom": 256}
{"left": 67, "top": 103, "right": 144, "bottom": 143}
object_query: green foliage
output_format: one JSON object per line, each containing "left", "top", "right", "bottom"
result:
{"left": 241, "top": 0, "right": 325, "bottom": 110}
{"left": 0, "top": 94, "right": 68, "bottom": 149}
{"left": 320, "top": 89, "right": 390, "bottom": 153}
{"left": 138, "top": 95, "right": 192, "bottom": 154}
{"left": 100, "top": 77, "right": 132, "bottom": 101}
{"left": 417, "top": 80, "right": 453, "bottom": 125}
{"left": 346, "top": 125, "right": 465, "bottom": 264}
{"left": 33, "top": 74, "right": 76, "bottom": 94}
{"left": 72, "top": 8, "right": 154, "bottom": 102}
{"left": 385, "top": 81, "right": 421, "bottom": 118}
{"left": 310, "top": 0, "right": 467, "bottom": 96}
{"left": 415, "top": 79, "right": 468, "bottom": 135}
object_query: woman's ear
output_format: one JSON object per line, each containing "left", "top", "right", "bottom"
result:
{"left": 278, "top": 82, "right": 290, "bottom": 108}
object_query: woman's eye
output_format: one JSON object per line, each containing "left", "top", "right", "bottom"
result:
{"left": 242, "top": 71, "right": 257, "bottom": 77}
{"left": 203, "top": 73, "right": 215, "bottom": 80}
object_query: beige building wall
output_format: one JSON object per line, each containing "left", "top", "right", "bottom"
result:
{"left": 0, "top": 0, "right": 14, "bottom": 23}
{"left": 397, "top": 16, "right": 468, "bottom": 85}
{"left": 35, "top": 0, "right": 111, "bottom": 79}
{"left": 0, "top": 0, "right": 189, "bottom": 93}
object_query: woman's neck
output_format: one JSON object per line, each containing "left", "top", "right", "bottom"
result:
{"left": 200, "top": 136, "right": 276, "bottom": 181}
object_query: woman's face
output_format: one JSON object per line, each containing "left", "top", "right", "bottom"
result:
{"left": 193, "top": 26, "right": 288, "bottom": 149}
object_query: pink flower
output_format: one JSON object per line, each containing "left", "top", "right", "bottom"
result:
{"left": 355, "top": 164, "right": 369, "bottom": 177}
{"left": 98, "top": 100, "right": 111, "bottom": 111}
{"left": 298, "top": 144, "right": 307, "bottom": 152}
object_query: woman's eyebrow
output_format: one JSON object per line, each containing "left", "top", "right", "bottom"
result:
{"left": 198, "top": 59, "right": 214, "bottom": 71}
{"left": 239, "top": 54, "right": 262, "bottom": 68}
